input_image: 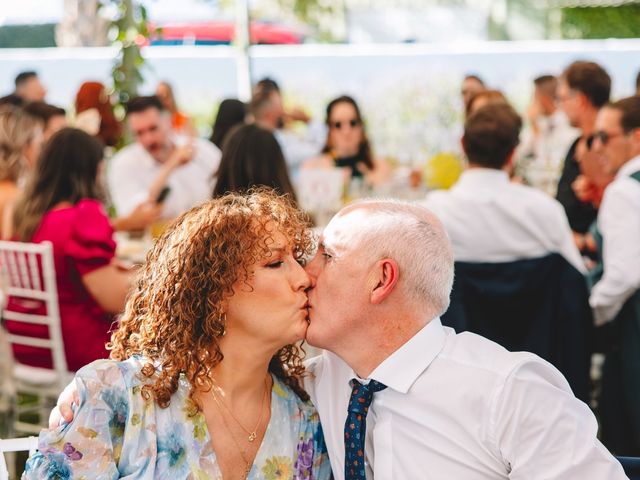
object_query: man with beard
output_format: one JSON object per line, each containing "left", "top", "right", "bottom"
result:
{"left": 108, "top": 96, "right": 221, "bottom": 220}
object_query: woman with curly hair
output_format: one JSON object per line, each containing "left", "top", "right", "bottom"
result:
{"left": 24, "top": 188, "right": 331, "bottom": 480}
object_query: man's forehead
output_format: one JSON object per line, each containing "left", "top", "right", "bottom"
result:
{"left": 322, "top": 208, "right": 371, "bottom": 248}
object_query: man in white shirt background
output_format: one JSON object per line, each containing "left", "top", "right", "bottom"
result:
{"left": 516, "top": 74, "right": 579, "bottom": 196}
{"left": 589, "top": 95, "right": 640, "bottom": 455}
{"left": 250, "top": 78, "right": 323, "bottom": 180}
{"left": 303, "top": 199, "right": 625, "bottom": 479}
{"left": 423, "top": 102, "right": 585, "bottom": 274}
{"left": 107, "top": 95, "right": 221, "bottom": 220}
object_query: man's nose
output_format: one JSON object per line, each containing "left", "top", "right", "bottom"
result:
{"left": 304, "top": 259, "right": 318, "bottom": 287}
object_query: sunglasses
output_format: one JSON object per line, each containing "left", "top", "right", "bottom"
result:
{"left": 330, "top": 119, "right": 361, "bottom": 130}
{"left": 586, "top": 130, "right": 626, "bottom": 149}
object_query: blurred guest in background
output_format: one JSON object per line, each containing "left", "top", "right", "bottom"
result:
{"left": 516, "top": 75, "right": 579, "bottom": 196}
{"left": 155, "top": 80, "right": 196, "bottom": 137}
{"left": 636, "top": 70, "right": 640, "bottom": 95}
{"left": 304, "top": 95, "right": 389, "bottom": 187}
{"left": 6, "top": 128, "right": 134, "bottom": 372}
{"left": 423, "top": 103, "right": 584, "bottom": 273}
{"left": 0, "top": 106, "right": 43, "bottom": 238}
{"left": 13, "top": 71, "right": 46, "bottom": 103}
{"left": 23, "top": 101, "right": 67, "bottom": 143}
{"left": 589, "top": 96, "right": 640, "bottom": 455}
{"left": 461, "top": 73, "right": 486, "bottom": 113}
{"left": 213, "top": 124, "right": 297, "bottom": 201}
{"left": 251, "top": 78, "right": 322, "bottom": 178}
{"left": 74, "top": 81, "right": 122, "bottom": 147}
{"left": 108, "top": 96, "right": 220, "bottom": 220}
{"left": 466, "top": 89, "right": 507, "bottom": 117}
{"left": 556, "top": 61, "right": 611, "bottom": 244}
{"left": 209, "top": 98, "right": 246, "bottom": 149}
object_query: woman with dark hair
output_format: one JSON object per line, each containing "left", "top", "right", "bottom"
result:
{"left": 75, "top": 81, "right": 122, "bottom": 147}
{"left": 24, "top": 189, "right": 331, "bottom": 479}
{"left": 303, "top": 95, "right": 389, "bottom": 186}
{"left": 213, "top": 123, "right": 297, "bottom": 201}
{"left": 210, "top": 98, "right": 246, "bottom": 149}
{"left": 6, "top": 128, "right": 133, "bottom": 371}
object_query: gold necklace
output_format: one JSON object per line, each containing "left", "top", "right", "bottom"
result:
{"left": 211, "top": 393, "right": 253, "bottom": 479}
{"left": 211, "top": 376, "right": 270, "bottom": 443}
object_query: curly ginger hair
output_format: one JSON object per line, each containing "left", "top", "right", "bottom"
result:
{"left": 108, "top": 188, "right": 314, "bottom": 412}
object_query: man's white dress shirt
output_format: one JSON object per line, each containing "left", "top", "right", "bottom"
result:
{"left": 107, "top": 138, "right": 221, "bottom": 219}
{"left": 305, "top": 318, "right": 625, "bottom": 479}
{"left": 590, "top": 154, "right": 640, "bottom": 325}
{"left": 422, "top": 168, "right": 585, "bottom": 273}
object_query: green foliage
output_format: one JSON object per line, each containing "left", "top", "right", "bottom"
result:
{"left": 0, "top": 24, "right": 56, "bottom": 48}
{"left": 109, "top": 1, "right": 150, "bottom": 104}
{"left": 561, "top": 5, "right": 640, "bottom": 39}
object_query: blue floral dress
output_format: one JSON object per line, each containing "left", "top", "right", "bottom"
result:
{"left": 23, "top": 357, "right": 331, "bottom": 479}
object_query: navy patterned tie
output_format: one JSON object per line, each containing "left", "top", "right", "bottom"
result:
{"left": 344, "top": 378, "right": 387, "bottom": 480}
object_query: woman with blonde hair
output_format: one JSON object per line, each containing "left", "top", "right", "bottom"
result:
{"left": 24, "top": 189, "right": 331, "bottom": 479}
{"left": 0, "top": 105, "right": 43, "bottom": 238}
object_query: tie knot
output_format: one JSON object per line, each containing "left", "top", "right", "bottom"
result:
{"left": 348, "top": 379, "right": 387, "bottom": 414}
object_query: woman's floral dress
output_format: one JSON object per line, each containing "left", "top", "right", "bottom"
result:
{"left": 23, "top": 357, "right": 331, "bottom": 479}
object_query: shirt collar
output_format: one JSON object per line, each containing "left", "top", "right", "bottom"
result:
{"left": 453, "top": 168, "right": 509, "bottom": 190}
{"left": 616, "top": 154, "right": 640, "bottom": 179}
{"left": 352, "top": 317, "right": 446, "bottom": 394}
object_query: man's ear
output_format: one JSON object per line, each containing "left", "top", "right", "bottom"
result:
{"left": 370, "top": 258, "right": 399, "bottom": 305}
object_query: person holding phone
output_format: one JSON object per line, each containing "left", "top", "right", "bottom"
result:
{"left": 107, "top": 96, "right": 221, "bottom": 222}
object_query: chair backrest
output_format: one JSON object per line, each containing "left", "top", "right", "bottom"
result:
{"left": 0, "top": 436, "right": 38, "bottom": 480}
{"left": 617, "top": 456, "right": 640, "bottom": 479}
{"left": 0, "top": 240, "right": 67, "bottom": 376}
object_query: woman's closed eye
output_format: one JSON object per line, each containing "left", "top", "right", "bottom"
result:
{"left": 266, "top": 261, "right": 284, "bottom": 268}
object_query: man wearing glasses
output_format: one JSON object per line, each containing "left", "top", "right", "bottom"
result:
{"left": 556, "top": 61, "right": 611, "bottom": 249}
{"left": 589, "top": 95, "right": 640, "bottom": 455}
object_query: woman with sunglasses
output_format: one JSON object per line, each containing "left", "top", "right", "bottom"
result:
{"left": 303, "top": 95, "right": 389, "bottom": 187}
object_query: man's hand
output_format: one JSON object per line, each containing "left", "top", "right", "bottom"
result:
{"left": 48, "top": 381, "right": 79, "bottom": 428}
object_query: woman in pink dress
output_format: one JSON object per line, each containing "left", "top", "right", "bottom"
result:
{"left": 6, "top": 128, "right": 134, "bottom": 371}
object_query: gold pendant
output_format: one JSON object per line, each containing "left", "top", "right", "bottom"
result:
{"left": 248, "top": 432, "right": 256, "bottom": 442}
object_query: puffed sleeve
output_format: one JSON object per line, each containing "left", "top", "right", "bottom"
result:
{"left": 22, "top": 359, "right": 129, "bottom": 479}
{"left": 65, "top": 199, "right": 116, "bottom": 276}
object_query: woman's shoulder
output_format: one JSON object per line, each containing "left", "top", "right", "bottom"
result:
{"left": 75, "top": 356, "right": 149, "bottom": 391}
